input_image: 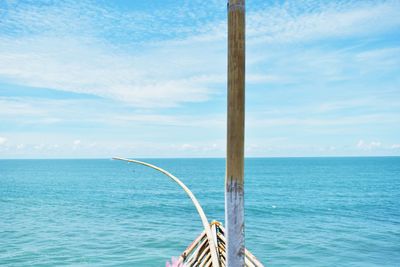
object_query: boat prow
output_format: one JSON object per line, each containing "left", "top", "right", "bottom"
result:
{"left": 179, "top": 221, "right": 264, "bottom": 267}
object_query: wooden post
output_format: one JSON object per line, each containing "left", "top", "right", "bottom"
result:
{"left": 226, "top": 0, "right": 245, "bottom": 266}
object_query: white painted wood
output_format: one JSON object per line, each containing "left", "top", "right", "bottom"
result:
{"left": 225, "top": 181, "right": 245, "bottom": 266}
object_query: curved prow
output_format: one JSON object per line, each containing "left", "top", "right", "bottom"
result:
{"left": 113, "top": 157, "right": 220, "bottom": 267}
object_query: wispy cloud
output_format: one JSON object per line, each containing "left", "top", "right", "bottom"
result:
{"left": 1, "top": 0, "right": 399, "bottom": 108}
{"left": 391, "top": 144, "right": 400, "bottom": 150}
{"left": 357, "top": 140, "right": 382, "bottom": 150}
{"left": 0, "top": 0, "right": 399, "bottom": 157}
{"left": 0, "top": 36, "right": 219, "bottom": 107}
{"left": 0, "top": 0, "right": 228, "bottom": 107}
{"left": 247, "top": 0, "right": 400, "bottom": 44}
{"left": 0, "top": 96, "right": 224, "bottom": 129}
{"left": 0, "top": 136, "right": 7, "bottom": 145}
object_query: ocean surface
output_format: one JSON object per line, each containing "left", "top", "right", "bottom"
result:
{"left": 0, "top": 157, "right": 399, "bottom": 266}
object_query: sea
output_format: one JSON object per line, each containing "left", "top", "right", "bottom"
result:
{"left": 0, "top": 157, "right": 399, "bottom": 266}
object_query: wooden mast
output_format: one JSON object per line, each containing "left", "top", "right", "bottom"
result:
{"left": 226, "top": 0, "right": 245, "bottom": 266}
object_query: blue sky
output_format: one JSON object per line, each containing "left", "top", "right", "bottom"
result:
{"left": 0, "top": 0, "right": 399, "bottom": 158}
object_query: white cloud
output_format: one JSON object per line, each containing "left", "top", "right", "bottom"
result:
{"left": 247, "top": 0, "right": 400, "bottom": 44}
{"left": 1, "top": 0, "right": 399, "bottom": 109}
{"left": 391, "top": 144, "right": 400, "bottom": 149}
{"left": 72, "top": 140, "right": 81, "bottom": 150}
{"left": 73, "top": 140, "right": 81, "bottom": 146}
{"left": 0, "top": 136, "right": 7, "bottom": 145}
{"left": 34, "top": 144, "right": 44, "bottom": 150}
{"left": 16, "top": 144, "right": 24, "bottom": 149}
{"left": 0, "top": 97, "right": 226, "bottom": 130}
{"left": 357, "top": 140, "right": 382, "bottom": 150}
{"left": 357, "top": 140, "right": 364, "bottom": 148}
{"left": 249, "top": 114, "right": 400, "bottom": 128}
{"left": 181, "top": 143, "right": 196, "bottom": 151}
{"left": 0, "top": 1, "right": 399, "bottom": 158}
{"left": 174, "top": 142, "right": 223, "bottom": 156}
{"left": 0, "top": 36, "right": 218, "bottom": 108}
{"left": 0, "top": 0, "right": 227, "bottom": 108}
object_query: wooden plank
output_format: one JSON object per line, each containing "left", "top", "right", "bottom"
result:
{"left": 226, "top": 0, "right": 245, "bottom": 266}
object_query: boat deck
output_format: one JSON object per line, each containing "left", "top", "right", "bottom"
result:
{"left": 179, "top": 221, "right": 264, "bottom": 267}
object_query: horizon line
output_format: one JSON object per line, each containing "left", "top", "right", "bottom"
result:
{"left": 1, "top": 155, "right": 399, "bottom": 160}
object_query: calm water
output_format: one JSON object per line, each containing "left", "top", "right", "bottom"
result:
{"left": 1, "top": 157, "right": 399, "bottom": 266}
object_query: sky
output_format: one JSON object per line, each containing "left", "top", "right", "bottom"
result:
{"left": 0, "top": 0, "right": 399, "bottom": 159}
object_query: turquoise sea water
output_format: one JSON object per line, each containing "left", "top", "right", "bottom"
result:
{"left": 1, "top": 157, "right": 399, "bottom": 266}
